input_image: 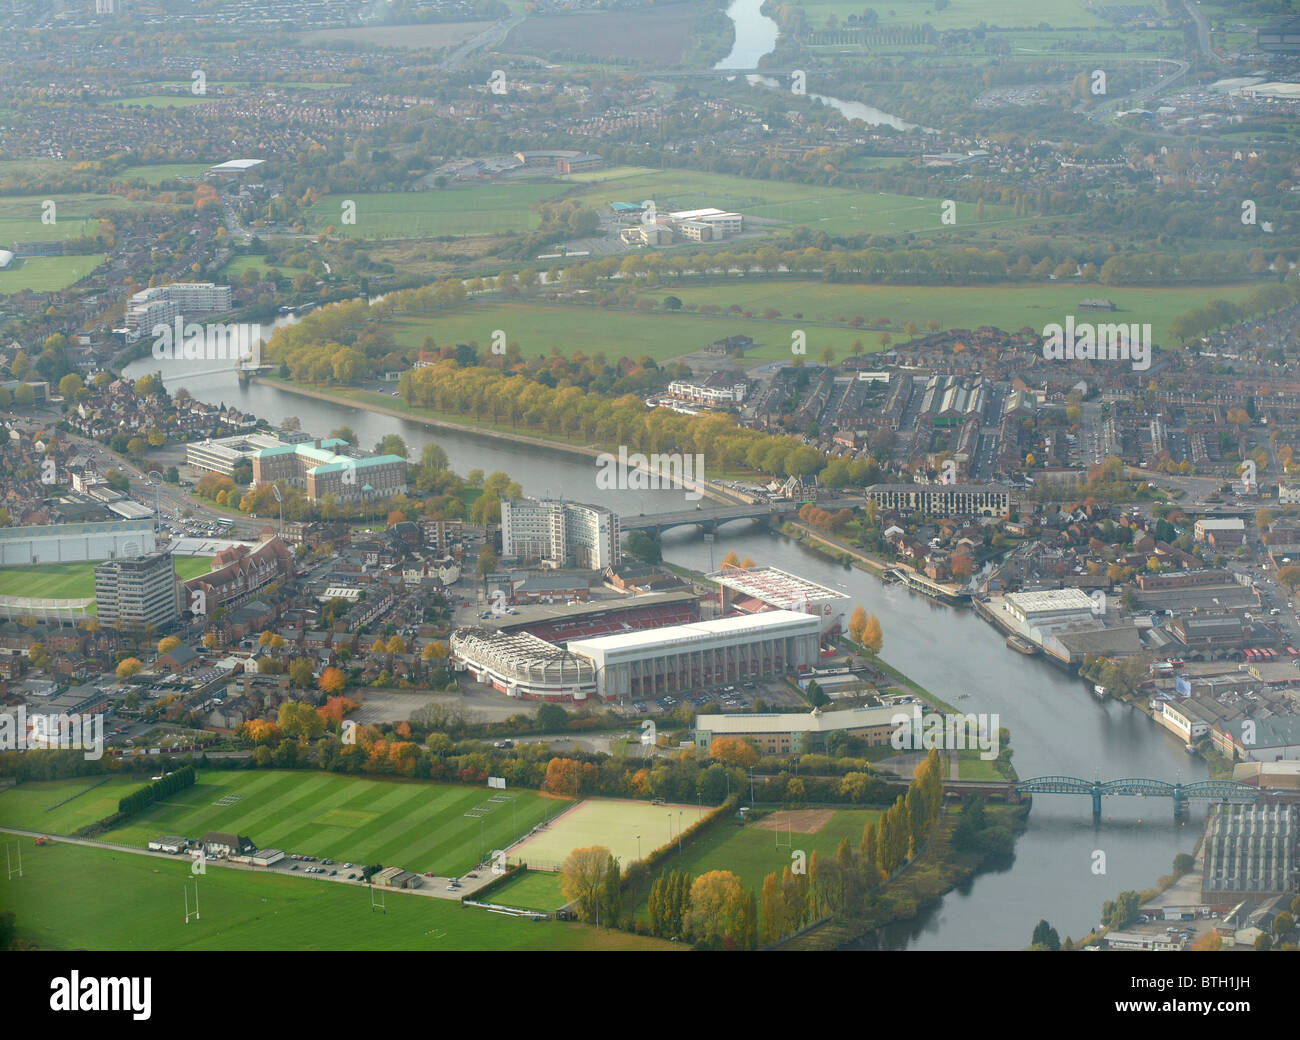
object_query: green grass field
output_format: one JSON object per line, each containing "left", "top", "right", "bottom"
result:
{"left": 222, "top": 254, "right": 307, "bottom": 279}
{"left": 306, "top": 186, "right": 561, "bottom": 238}
{"left": 636, "top": 809, "right": 883, "bottom": 902}
{"left": 0, "top": 255, "right": 106, "bottom": 293}
{"left": 100, "top": 770, "right": 570, "bottom": 876}
{"left": 0, "top": 837, "right": 675, "bottom": 951}
{"left": 488, "top": 869, "right": 567, "bottom": 911}
{"left": 0, "top": 557, "right": 212, "bottom": 606}
{"left": 560, "top": 166, "right": 1017, "bottom": 236}
{"left": 511, "top": 798, "right": 704, "bottom": 869}
{"left": 115, "top": 163, "right": 212, "bottom": 184}
{"left": 381, "top": 279, "right": 1261, "bottom": 364}
{"left": 0, "top": 776, "right": 147, "bottom": 834}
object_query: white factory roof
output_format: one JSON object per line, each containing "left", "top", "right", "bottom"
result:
{"left": 1003, "top": 588, "right": 1096, "bottom": 613}
{"left": 699, "top": 705, "right": 902, "bottom": 734}
{"left": 1196, "top": 518, "right": 1246, "bottom": 530}
{"left": 709, "top": 565, "right": 849, "bottom": 608}
{"left": 210, "top": 158, "right": 265, "bottom": 172}
{"left": 568, "top": 609, "right": 817, "bottom": 654}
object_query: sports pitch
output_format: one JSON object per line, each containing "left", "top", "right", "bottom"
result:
{"left": 0, "top": 557, "right": 212, "bottom": 605}
{"left": 0, "top": 836, "right": 675, "bottom": 951}
{"left": 101, "top": 770, "right": 569, "bottom": 876}
{"left": 510, "top": 798, "right": 705, "bottom": 869}
{"left": 637, "top": 808, "right": 883, "bottom": 898}
{"left": 0, "top": 775, "right": 148, "bottom": 835}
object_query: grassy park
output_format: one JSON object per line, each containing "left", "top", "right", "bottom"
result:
{"left": 0, "top": 836, "right": 675, "bottom": 951}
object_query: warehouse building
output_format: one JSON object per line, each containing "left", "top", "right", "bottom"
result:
{"left": 1201, "top": 804, "right": 1296, "bottom": 900}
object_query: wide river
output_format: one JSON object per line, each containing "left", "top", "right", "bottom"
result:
{"left": 125, "top": 355, "right": 1205, "bottom": 949}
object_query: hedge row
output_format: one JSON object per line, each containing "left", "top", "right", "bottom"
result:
{"left": 117, "top": 765, "right": 196, "bottom": 818}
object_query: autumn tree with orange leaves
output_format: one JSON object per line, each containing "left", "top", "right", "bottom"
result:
{"left": 318, "top": 666, "right": 346, "bottom": 695}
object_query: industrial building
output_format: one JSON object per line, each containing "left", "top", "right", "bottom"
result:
{"left": 500, "top": 498, "right": 620, "bottom": 570}
{"left": 1002, "top": 588, "right": 1097, "bottom": 628}
{"left": 568, "top": 610, "right": 820, "bottom": 701}
{"left": 94, "top": 551, "right": 180, "bottom": 631}
{"left": 709, "top": 564, "right": 849, "bottom": 636}
{"left": 1200, "top": 804, "right": 1296, "bottom": 900}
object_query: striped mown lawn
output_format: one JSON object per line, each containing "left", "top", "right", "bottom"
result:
{"left": 104, "top": 770, "right": 570, "bottom": 876}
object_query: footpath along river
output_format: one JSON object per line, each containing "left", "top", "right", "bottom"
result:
{"left": 125, "top": 355, "right": 1205, "bottom": 949}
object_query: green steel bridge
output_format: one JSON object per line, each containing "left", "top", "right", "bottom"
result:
{"left": 1016, "top": 776, "right": 1260, "bottom": 819}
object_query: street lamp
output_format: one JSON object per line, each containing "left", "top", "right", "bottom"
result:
{"left": 270, "top": 483, "right": 284, "bottom": 537}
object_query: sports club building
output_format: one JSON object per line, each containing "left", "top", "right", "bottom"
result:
{"left": 708, "top": 564, "right": 849, "bottom": 637}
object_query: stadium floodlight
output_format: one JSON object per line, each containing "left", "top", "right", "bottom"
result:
{"left": 147, "top": 470, "right": 164, "bottom": 530}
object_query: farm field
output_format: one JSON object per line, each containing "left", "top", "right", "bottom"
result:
{"left": 488, "top": 869, "right": 567, "bottom": 911}
{"left": 0, "top": 836, "right": 676, "bottom": 951}
{"left": 0, "top": 557, "right": 213, "bottom": 605}
{"left": 101, "top": 770, "right": 571, "bottom": 876}
{"left": 636, "top": 808, "right": 883, "bottom": 902}
{"left": 0, "top": 776, "right": 147, "bottom": 835}
{"left": 510, "top": 797, "right": 705, "bottom": 869}
{"left": 305, "top": 186, "right": 560, "bottom": 238}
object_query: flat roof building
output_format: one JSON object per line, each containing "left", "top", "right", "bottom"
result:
{"left": 94, "top": 551, "right": 179, "bottom": 631}
{"left": 695, "top": 704, "right": 902, "bottom": 756}
{"left": 500, "top": 498, "right": 619, "bottom": 570}
{"left": 866, "top": 483, "right": 1011, "bottom": 518}
{"left": 568, "top": 610, "right": 820, "bottom": 701}
{"left": 709, "top": 564, "right": 849, "bottom": 636}
{"left": 187, "top": 433, "right": 286, "bottom": 477}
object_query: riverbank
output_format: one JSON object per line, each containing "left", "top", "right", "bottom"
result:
{"left": 778, "top": 803, "right": 1029, "bottom": 950}
{"left": 252, "top": 377, "right": 743, "bottom": 506}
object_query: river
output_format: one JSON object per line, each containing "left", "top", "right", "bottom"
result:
{"left": 715, "top": 0, "right": 935, "bottom": 132}
{"left": 124, "top": 355, "right": 1206, "bottom": 949}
